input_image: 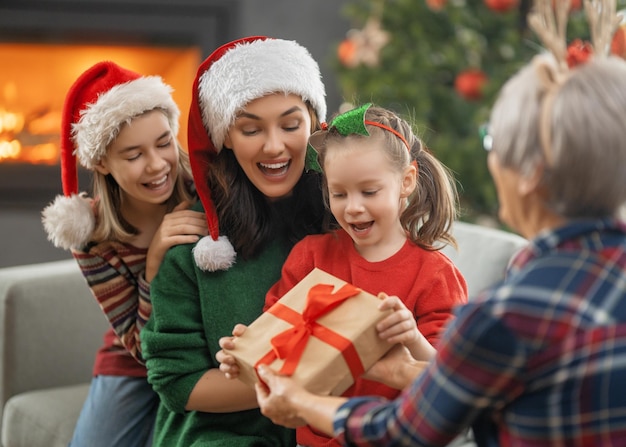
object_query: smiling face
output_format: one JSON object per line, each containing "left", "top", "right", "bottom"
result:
{"left": 223, "top": 93, "right": 312, "bottom": 200}
{"left": 324, "top": 138, "right": 416, "bottom": 261}
{"left": 95, "top": 109, "right": 179, "bottom": 210}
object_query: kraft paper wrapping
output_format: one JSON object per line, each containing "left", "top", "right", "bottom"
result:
{"left": 223, "top": 268, "right": 393, "bottom": 396}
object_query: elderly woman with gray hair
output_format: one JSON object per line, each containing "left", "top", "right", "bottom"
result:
{"left": 252, "top": 0, "right": 626, "bottom": 445}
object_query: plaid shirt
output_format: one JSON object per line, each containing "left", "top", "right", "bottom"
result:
{"left": 334, "top": 218, "right": 626, "bottom": 446}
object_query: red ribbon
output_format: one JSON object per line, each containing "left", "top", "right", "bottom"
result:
{"left": 255, "top": 283, "right": 365, "bottom": 381}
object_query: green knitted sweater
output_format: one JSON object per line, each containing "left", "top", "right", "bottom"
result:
{"left": 141, "top": 238, "right": 295, "bottom": 447}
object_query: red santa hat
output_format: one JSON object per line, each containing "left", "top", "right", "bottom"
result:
{"left": 42, "top": 61, "right": 180, "bottom": 250}
{"left": 188, "top": 36, "right": 327, "bottom": 271}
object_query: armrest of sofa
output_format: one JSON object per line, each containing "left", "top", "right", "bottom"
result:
{"left": 0, "top": 259, "right": 109, "bottom": 427}
{"left": 442, "top": 221, "right": 528, "bottom": 299}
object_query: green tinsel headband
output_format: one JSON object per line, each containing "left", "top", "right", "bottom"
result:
{"left": 308, "top": 103, "right": 411, "bottom": 160}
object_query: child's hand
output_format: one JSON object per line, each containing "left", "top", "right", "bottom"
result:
{"left": 376, "top": 293, "right": 436, "bottom": 361}
{"left": 145, "top": 201, "right": 209, "bottom": 281}
{"left": 155, "top": 200, "right": 208, "bottom": 249}
{"left": 216, "top": 324, "right": 248, "bottom": 379}
{"left": 376, "top": 293, "right": 420, "bottom": 346}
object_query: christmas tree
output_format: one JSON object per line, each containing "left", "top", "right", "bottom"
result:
{"left": 333, "top": 0, "right": 626, "bottom": 221}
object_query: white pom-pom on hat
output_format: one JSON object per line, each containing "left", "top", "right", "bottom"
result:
{"left": 42, "top": 193, "right": 95, "bottom": 250}
{"left": 192, "top": 235, "right": 237, "bottom": 271}
{"left": 187, "top": 36, "right": 326, "bottom": 271}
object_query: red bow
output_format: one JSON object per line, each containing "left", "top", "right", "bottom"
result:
{"left": 255, "top": 283, "right": 364, "bottom": 379}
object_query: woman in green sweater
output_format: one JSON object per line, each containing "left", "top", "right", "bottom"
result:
{"left": 141, "top": 36, "right": 331, "bottom": 446}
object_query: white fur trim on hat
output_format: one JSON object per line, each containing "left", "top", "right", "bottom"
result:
{"left": 73, "top": 76, "right": 180, "bottom": 169}
{"left": 192, "top": 235, "right": 237, "bottom": 271}
{"left": 197, "top": 39, "right": 326, "bottom": 152}
{"left": 42, "top": 193, "right": 96, "bottom": 250}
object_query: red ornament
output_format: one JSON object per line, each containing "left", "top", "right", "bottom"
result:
{"left": 338, "top": 39, "right": 358, "bottom": 67}
{"left": 611, "top": 25, "right": 626, "bottom": 59}
{"left": 566, "top": 39, "right": 594, "bottom": 67}
{"left": 484, "top": 0, "right": 519, "bottom": 12}
{"left": 426, "top": 0, "right": 446, "bottom": 11}
{"left": 455, "top": 69, "right": 488, "bottom": 101}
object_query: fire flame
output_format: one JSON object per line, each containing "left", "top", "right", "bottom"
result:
{"left": 0, "top": 107, "right": 24, "bottom": 162}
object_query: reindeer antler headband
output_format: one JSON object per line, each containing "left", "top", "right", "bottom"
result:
{"left": 527, "top": 0, "right": 622, "bottom": 165}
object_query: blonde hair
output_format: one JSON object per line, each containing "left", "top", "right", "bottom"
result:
{"left": 90, "top": 111, "right": 195, "bottom": 244}
{"left": 490, "top": 54, "right": 626, "bottom": 217}
{"left": 316, "top": 106, "right": 459, "bottom": 249}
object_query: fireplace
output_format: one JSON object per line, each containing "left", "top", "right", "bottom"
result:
{"left": 0, "top": 0, "right": 237, "bottom": 207}
{"left": 0, "top": 42, "right": 201, "bottom": 206}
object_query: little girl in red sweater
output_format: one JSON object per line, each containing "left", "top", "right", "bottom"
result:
{"left": 220, "top": 103, "right": 467, "bottom": 447}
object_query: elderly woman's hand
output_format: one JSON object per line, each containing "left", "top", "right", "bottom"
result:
{"left": 255, "top": 365, "right": 308, "bottom": 428}
{"left": 363, "top": 343, "right": 429, "bottom": 390}
{"left": 256, "top": 365, "right": 353, "bottom": 436}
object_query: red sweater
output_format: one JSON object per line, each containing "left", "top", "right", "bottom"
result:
{"left": 265, "top": 229, "right": 468, "bottom": 447}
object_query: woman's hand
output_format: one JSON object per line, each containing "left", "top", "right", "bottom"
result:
{"left": 216, "top": 324, "right": 248, "bottom": 379}
{"left": 145, "top": 201, "right": 208, "bottom": 281}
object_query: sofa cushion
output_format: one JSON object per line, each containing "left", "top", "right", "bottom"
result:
{"left": 0, "top": 259, "right": 108, "bottom": 434}
{"left": 1, "top": 383, "right": 89, "bottom": 447}
{"left": 442, "top": 221, "right": 527, "bottom": 299}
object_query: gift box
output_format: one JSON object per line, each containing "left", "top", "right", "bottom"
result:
{"left": 223, "top": 267, "right": 394, "bottom": 396}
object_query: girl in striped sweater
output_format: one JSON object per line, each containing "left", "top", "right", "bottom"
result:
{"left": 41, "top": 61, "right": 207, "bottom": 447}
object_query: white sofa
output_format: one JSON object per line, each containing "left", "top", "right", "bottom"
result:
{"left": 0, "top": 259, "right": 109, "bottom": 447}
{"left": 0, "top": 222, "right": 527, "bottom": 447}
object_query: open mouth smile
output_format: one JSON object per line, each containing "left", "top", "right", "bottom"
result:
{"left": 143, "top": 174, "right": 168, "bottom": 190}
{"left": 258, "top": 160, "right": 291, "bottom": 177}
{"left": 350, "top": 221, "right": 374, "bottom": 233}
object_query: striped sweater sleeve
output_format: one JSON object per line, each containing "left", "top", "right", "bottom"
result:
{"left": 73, "top": 241, "right": 149, "bottom": 363}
